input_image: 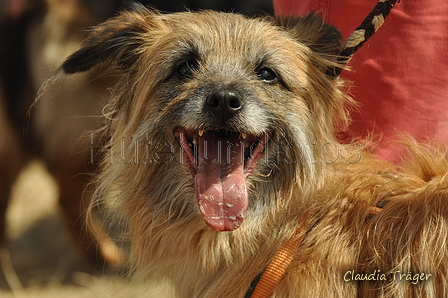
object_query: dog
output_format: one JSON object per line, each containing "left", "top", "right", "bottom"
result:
{"left": 51, "top": 3, "right": 448, "bottom": 297}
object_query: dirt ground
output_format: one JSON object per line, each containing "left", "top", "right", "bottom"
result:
{"left": 0, "top": 161, "right": 171, "bottom": 297}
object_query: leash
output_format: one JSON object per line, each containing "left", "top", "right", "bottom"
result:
{"left": 330, "top": 0, "right": 400, "bottom": 77}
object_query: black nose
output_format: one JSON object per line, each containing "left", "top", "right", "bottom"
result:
{"left": 205, "top": 89, "right": 243, "bottom": 123}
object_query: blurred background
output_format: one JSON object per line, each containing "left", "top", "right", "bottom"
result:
{"left": 0, "top": 0, "right": 272, "bottom": 296}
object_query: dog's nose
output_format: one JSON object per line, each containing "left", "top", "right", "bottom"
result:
{"left": 205, "top": 89, "right": 243, "bottom": 123}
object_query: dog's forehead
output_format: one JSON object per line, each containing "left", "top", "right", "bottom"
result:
{"left": 162, "top": 11, "right": 297, "bottom": 63}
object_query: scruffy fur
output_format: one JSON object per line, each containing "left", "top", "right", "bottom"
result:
{"left": 58, "top": 4, "right": 448, "bottom": 297}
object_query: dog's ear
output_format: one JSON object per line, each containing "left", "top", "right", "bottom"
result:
{"left": 276, "top": 12, "right": 344, "bottom": 57}
{"left": 276, "top": 12, "right": 345, "bottom": 75}
{"left": 61, "top": 3, "right": 156, "bottom": 74}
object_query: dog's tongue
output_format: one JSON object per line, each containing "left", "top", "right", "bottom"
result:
{"left": 195, "top": 133, "right": 247, "bottom": 231}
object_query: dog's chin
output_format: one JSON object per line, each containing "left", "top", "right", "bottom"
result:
{"left": 175, "top": 127, "right": 269, "bottom": 231}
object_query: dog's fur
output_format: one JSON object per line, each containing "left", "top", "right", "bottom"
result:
{"left": 57, "top": 4, "right": 448, "bottom": 297}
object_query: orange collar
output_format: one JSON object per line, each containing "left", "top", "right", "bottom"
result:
{"left": 246, "top": 205, "right": 383, "bottom": 298}
{"left": 247, "top": 212, "right": 311, "bottom": 298}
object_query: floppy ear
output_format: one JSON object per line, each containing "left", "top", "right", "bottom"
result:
{"left": 276, "top": 12, "right": 345, "bottom": 76}
{"left": 61, "top": 3, "right": 156, "bottom": 74}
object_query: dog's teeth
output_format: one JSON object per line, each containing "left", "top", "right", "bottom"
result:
{"left": 244, "top": 139, "right": 249, "bottom": 148}
{"left": 198, "top": 130, "right": 205, "bottom": 137}
{"left": 241, "top": 133, "right": 247, "bottom": 140}
{"left": 193, "top": 135, "right": 199, "bottom": 144}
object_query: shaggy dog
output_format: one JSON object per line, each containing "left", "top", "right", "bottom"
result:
{"left": 53, "top": 3, "right": 448, "bottom": 297}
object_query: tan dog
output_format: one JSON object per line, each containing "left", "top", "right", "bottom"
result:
{"left": 55, "top": 3, "right": 448, "bottom": 297}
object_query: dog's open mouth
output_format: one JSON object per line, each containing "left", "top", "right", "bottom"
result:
{"left": 176, "top": 128, "right": 269, "bottom": 231}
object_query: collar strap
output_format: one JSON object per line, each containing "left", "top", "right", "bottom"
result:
{"left": 246, "top": 204, "right": 385, "bottom": 298}
{"left": 247, "top": 212, "right": 311, "bottom": 298}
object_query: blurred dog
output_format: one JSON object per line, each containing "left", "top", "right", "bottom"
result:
{"left": 57, "top": 3, "right": 448, "bottom": 297}
{"left": 0, "top": 0, "right": 120, "bottom": 265}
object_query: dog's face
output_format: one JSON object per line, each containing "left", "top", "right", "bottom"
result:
{"left": 62, "top": 5, "right": 349, "bottom": 232}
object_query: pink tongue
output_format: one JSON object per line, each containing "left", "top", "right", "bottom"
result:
{"left": 194, "top": 133, "right": 247, "bottom": 231}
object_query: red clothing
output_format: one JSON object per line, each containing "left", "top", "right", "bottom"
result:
{"left": 274, "top": 0, "right": 448, "bottom": 161}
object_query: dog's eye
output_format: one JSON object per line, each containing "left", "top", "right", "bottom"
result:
{"left": 176, "top": 60, "right": 198, "bottom": 78}
{"left": 257, "top": 68, "right": 277, "bottom": 82}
